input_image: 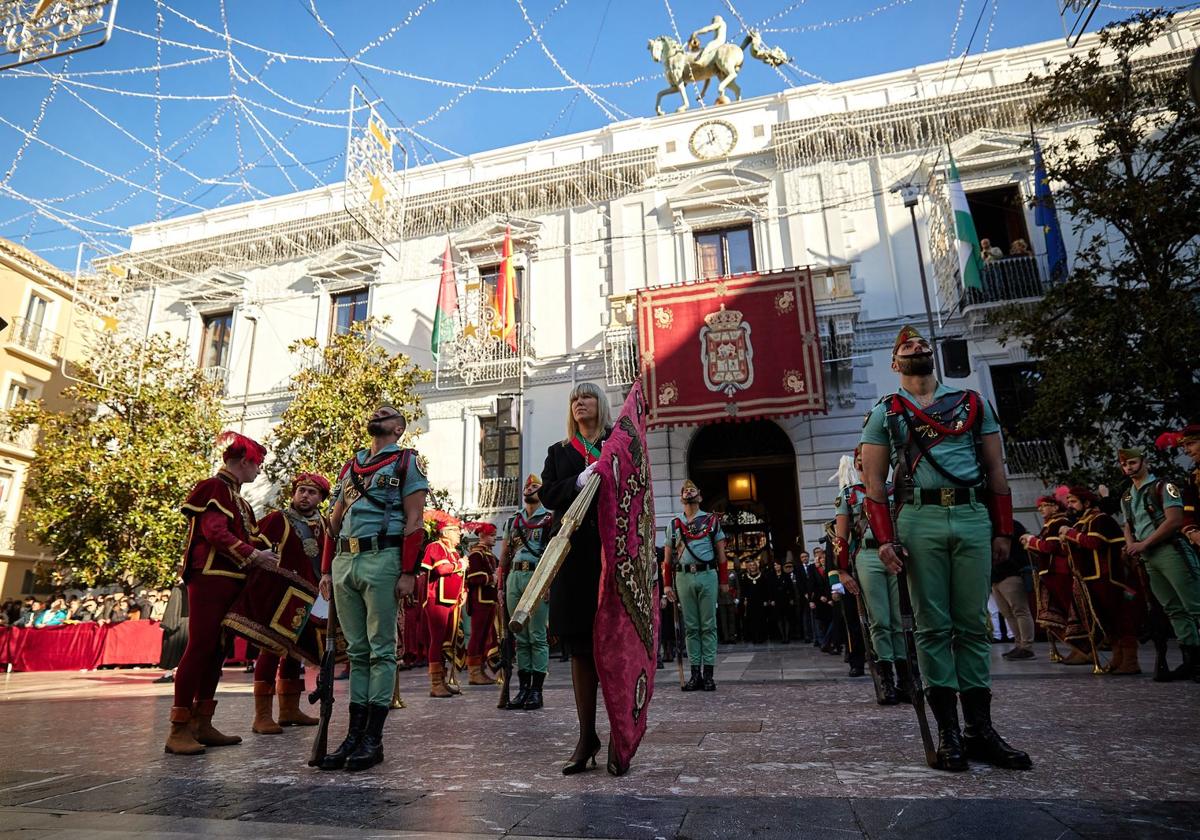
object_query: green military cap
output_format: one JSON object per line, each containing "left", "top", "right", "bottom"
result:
{"left": 892, "top": 324, "right": 925, "bottom": 356}
{"left": 1117, "top": 446, "right": 1145, "bottom": 460}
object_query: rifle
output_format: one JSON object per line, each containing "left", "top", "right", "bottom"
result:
{"left": 510, "top": 474, "right": 601, "bottom": 632}
{"left": 849, "top": 564, "right": 884, "bottom": 704}
{"left": 391, "top": 599, "right": 407, "bottom": 709}
{"left": 895, "top": 564, "right": 938, "bottom": 769}
{"left": 307, "top": 593, "right": 339, "bottom": 767}
{"left": 497, "top": 566, "right": 515, "bottom": 709}
{"left": 673, "top": 598, "right": 686, "bottom": 688}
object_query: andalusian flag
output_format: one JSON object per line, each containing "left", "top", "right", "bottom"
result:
{"left": 947, "top": 152, "right": 984, "bottom": 291}
{"left": 431, "top": 240, "right": 457, "bottom": 360}
{"left": 496, "top": 226, "right": 518, "bottom": 352}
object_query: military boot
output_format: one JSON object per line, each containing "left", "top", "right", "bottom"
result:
{"left": 701, "top": 664, "right": 716, "bottom": 691}
{"left": 190, "top": 699, "right": 241, "bottom": 747}
{"left": 893, "top": 659, "right": 913, "bottom": 704}
{"left": 523, "top": 671, "right": 545, "bottom": 709}
{"left": 506, "top": 670, "right": 530, "bottom": 709}
{"left": 960, "top": 688, "right": 1032, "bottom": 770}
{"left": 318, "top": 702, "right": 367, "bottom": 771}
{"left": 876, "top": 661, "right": 899, "bottom": 706}
{"left": 924, "top": 687, "right": 968, "bottom": 772}
{"left": 345, "top": 704, "right": 388, "bottom": 771}
{"left": 467, "top": 655, "right": 492, "bottom": 685}
{"left": 681, "top": 666, "right": 702, "bottom": 692}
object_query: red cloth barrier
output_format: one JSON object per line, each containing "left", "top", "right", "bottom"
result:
{"left": 98, "top": 620, "right": 164, "bottom": 667}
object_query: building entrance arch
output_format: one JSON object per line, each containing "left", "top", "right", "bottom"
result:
{"left": 685, "top": 419, "right": 801, "bottom": 566}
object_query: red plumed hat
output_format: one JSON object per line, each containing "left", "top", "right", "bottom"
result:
{"left": 465, "top": 521, "right": 497, "bottom": 537}
{"left": 424, "top": 509, "right": 461, "bottom": 532}
{"left": 1068, "top": 485, "right": 1100, "bottom": 506}
{"left": 217, "top": 430, "right": 266, "bottom": 465}
{"left": 1156, "top": 424, "right": 1200, "bottom": 450}
{"left": 292, "top": 472, "right": 331, "bottom": 499}
{"left": 1035, "top": 494, "right": 1063, "bottom": 509}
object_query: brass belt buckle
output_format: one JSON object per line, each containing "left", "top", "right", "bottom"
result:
{"left": 348, "top": 536, "right": 361, "bottom": 554}
{"left": 940, "top": 488, "right": 955, "bottom": 507}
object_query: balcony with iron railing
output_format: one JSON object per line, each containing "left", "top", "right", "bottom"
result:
{"left": 1005, "top": 438, "right": 1068, "bottom": 477}
{"left": 5, "top": 316, "right": 63, "bottom": 360}
{"left": 434, "top": 325, "right": 537, "bottom": 389}
{"left": 963, "top": 256, "right": 1052, "bottom": 308}
{"left": 201, "top": 365, "right": 231, "bottom": 396}
{"left": 475, "top": 475, "right": 521, "bottom": 512}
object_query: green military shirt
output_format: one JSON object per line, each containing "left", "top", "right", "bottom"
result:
{"left": 502, "top": 506, "right": 552, "bottom": 565}
{"left": 669, "top": 512, "right": 726, "bottom": 565}
{"left": 859, "top": 384, "right": 999, "bottom": 489}
{"left": 329, "top": 444, "right": 429, "bottom": 539}
{"left": 1124, "top": 473, "right": 1185, "bottom": 541}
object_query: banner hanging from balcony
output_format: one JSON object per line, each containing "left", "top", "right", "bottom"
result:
{"left": 636, "top": 269, "right": 825, "bottom": 427}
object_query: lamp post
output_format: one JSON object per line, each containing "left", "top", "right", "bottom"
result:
{"left": 892, "top": 181, "right": 943, "bottom": 380}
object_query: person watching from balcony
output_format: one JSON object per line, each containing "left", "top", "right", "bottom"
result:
{"left": 980, "top": 238, "right": 1004, "bottom": 262}
{"left": 1009, "top": 238, "right": 1030, "bottom": 257}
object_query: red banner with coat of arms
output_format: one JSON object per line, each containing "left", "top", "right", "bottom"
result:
{"left": 636, "top": 269, "right": 825, "bottom": 427}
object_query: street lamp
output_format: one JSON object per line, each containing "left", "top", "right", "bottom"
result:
{"left": 890, "top": 177, "right": 943, "bottom": 380}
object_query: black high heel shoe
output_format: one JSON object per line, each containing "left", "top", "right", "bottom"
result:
{"left": 607, "top": 742, "right": 628, "bottom": 777}
{"left": 562, "top": 734, "right": 601, "bottom": 775}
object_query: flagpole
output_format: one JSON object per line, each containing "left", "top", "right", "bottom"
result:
{"left": 896, "top": 183, "right": 943, "bottom": 380}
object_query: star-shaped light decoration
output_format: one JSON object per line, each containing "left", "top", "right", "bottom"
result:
{"left": 367, "top": 172, "right": 386, "bottom": 207}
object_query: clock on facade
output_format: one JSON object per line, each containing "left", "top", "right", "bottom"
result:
{"left": 688, "top": 120, "right": 737, "bottom": 159}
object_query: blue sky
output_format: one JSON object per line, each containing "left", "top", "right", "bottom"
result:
{"left": 0, "top": 1, "right": 1165, "bottom": 268}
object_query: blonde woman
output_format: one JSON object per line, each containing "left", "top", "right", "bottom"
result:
{"left": 538, "top": 382, "right": 613, "bottom": 774}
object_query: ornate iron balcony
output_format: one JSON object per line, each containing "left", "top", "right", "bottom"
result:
{"left": 7, "top": 316, "right": 62, "bottom": 357}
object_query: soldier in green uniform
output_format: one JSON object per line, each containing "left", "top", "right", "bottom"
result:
{"left": 499, "top": 473, "right": 553, "bottom": 710}
{"left": 859, "top": 326, "right": 1031, "bottom": 772}
{"left": 1118, "top": 446, "right": 1200, "bottom": 681}
{"left": 663, "top": 479, "right": 729, "bottom": 692}
{"left": 317, "top": 406, "right": 429, "bottom": 771}
{"left": 833, "top": 446, "right": 909, "bottom": 705}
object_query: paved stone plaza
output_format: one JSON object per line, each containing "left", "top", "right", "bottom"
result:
{"left": 2, "top": 642, "right": 1198, "bottom": 839}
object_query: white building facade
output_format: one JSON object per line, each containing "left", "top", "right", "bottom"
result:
{"left": 103, "top": 20, "right": 1198, "bottom": 552}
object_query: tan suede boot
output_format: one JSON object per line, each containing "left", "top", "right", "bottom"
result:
{"left": 1060, "top": 645, "right": 1091, "bottom": 666}
{"left": 429, "top": 662, "right": 453, "bottom": 698}
{"left": 467, "top": 655, "right": 491, "bottom": 686}
{"left": 251, "top": 681, "right": 283, "bottom": 734}
{"left": 190, "top": 699, "right": 242, "bottom": 746}
{"left": 276, "top": 678, "right": 319, "bottom": 726}
{"left": 1112, "top": 637, "right": 1142, "bottom": 675}
{"left": 164, "top": 706, "right": 205, "bottom": 755}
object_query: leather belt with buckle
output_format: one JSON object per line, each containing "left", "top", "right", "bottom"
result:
{"left": 674, "top": 562, "right": 715, "bottom": 574}
{"left": 339, "top": 534, "right": 405, "bottom": 554}
{"left": 901, "top": 487, "right": 981, "bottom": 507}
{"left": 512, "top": 561, "right": 537, "bottom": 572}
{"left": 863, "top": 538, "right": 881, "bottom": 550}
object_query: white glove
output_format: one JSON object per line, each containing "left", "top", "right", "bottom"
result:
{"left": 831, "top": 582, "right": 846, "bottom": 595}
{"left": 575, "top": 461, "right": 599, "bottom": 489}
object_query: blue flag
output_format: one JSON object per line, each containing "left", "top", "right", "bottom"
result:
{"left": 1032, "top": 138, "right": 1069, "bottom": 283}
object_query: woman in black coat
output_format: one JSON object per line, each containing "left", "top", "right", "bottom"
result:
{"left": 539, "top": 381, "right": 611, "bottom": 775}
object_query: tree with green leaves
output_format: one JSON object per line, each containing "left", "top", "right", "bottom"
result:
{"left": 5, "top": 334, "right": 224, "bottom": 588}
{"left": 994, "top": 11, "right": 1200, "bottom": 485}
{"left": 264, "top": 317, "right": 445, "bottom": 506}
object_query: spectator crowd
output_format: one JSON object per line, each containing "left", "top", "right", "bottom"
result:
{"left": 1, "top": 587, "right": 171, "bottom": 628}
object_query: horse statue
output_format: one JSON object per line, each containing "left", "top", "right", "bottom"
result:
{"left": 647, "top": 28, "right": 790, "bottom": 116}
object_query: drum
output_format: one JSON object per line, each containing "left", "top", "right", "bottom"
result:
{"left": 222, "top": 564, "right": 331, "bottom": 665}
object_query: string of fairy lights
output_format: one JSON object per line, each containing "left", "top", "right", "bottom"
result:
{"left": 0, "top": 0, "right": 1172, "bottom": 271}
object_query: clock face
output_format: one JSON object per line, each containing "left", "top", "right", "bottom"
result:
{"left": 688, "top": 120, "right": 737, "bottom": 159}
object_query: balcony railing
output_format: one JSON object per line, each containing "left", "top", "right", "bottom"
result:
{"left": 201, "top": 365, "right": 231, "bottom": 396}
{"left": 7, "top": 316, "right": 63, "bottom": 357}
{"left": 1006, "top": 438, "right": 1068, "bottom": 477}
{"left": 434, "top": 325, "right": 536, "bottom": 389}
{"left": 963, "top": 256, "right": 1051, "bottom": 307}
{"left": 476, "top": 476, "right": 520, "bottom": 511}
{"left": 0, "top": 420, "right": 37, "bottom": 451}
{"left": 0, "top": 519, "right": 14, "bottom": 553}
{"left": 604, "top": 325, "right": 639, "bottom": 387}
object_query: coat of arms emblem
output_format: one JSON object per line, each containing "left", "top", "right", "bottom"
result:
{"left": 699, "top": 304, "right": 754, "bottom": 396}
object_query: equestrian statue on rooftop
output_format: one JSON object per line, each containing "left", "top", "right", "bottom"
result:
{"left": 648, "top": 15, "right": 790, "bottom": 116}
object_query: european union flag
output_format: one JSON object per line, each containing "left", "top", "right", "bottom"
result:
{"left": 1033, "top": 138, "right": 1069, "bottom": 283}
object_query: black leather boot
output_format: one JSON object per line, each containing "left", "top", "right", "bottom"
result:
{"left": 925, "top": 687, "right": 968, "bottom": 772}
{"left": 345, "top": 704, "right": 388, "bottom": 771}
{"left": 317, "top": 702, "right": 367, "bottom": 771}
{"left": 876, "top": 661, "right": 899, "bottom": 706}
{"left": 893, "top": 659, "right": 913, "bottom": 704}
{"left": 523, "top": 671, "right": 545, "bottom": 709}
{"left": 701, "top": 664, "right": 716, "bottom": 691}
{"left": 506, "top": 670, "right": 530, "bottom": 709}
{"left": 681, "top": 666, "right": 702, "bottom": 692}
{"left": 960, "top": 688, "right": 1033, "bottom": 770}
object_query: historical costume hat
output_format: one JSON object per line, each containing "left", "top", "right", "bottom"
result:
{"left": 216, "top": 430, "right": 266, "bottom": 465}
{"left": 1067, "top": 486, "right": 1101, "bottom": 506}
{"left": 291, "top": 472, "right": 331, "bottom": 499}
{"left": 1155, "top": 424, "right": 1200, "bottom": 450}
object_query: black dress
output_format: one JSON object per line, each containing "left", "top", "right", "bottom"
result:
{"left": 540, "top": 432, "right": 609, "bottom": 650}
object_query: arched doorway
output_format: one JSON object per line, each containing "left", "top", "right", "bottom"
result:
{"left": 685, "top": 419, "right": 801, "bottom": 564}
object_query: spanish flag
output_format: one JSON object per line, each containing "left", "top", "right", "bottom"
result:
{"left": 496, "top": 226, "right": 518, "bottom": 352}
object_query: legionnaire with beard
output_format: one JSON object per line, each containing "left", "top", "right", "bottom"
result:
{"left": 663, "top": 479, "right": 728, "bottom": 691}
{"left": 317, "top": 406, "right": 429, "bottom": 771}
{"left": 499, "top": 474, "right": 553, "bottom": 709}
{"left": 860, "top": 326, "right": 1031, "bottom": 772}
{"left": 1118, "top": 446, "right": 1200, "bottom": 681}
{"left": 250, "top": 472, "right": 330, "bottom": 734}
